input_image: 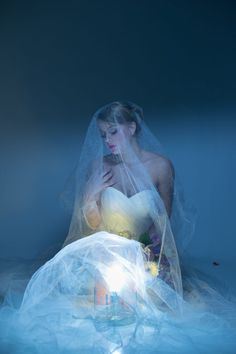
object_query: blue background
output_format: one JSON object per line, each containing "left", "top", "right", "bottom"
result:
{"left": 0, "top": 1, "right": 235, "bottom": 282}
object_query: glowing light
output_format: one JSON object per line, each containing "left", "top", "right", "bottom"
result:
{"left": 104, "top": 263, "right": 127, "bottom": 293}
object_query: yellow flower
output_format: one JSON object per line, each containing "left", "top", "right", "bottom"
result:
{"left": 118, "top": 230, "right": 132, "bottom": 239}
{"left": 147, "top": 261, "right": 159, "bottom": 277}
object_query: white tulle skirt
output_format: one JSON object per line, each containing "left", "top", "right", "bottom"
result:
{"left": 0, "top": 231, "right": 236, "bottom": 354}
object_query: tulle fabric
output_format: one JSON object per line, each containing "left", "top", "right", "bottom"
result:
{"left": 0, "top": 101, "right": 236, "bottom": 353}
{"left": 0, "top": 232, "right": 236, "bottom": 354}
{"left": 61, "top": 102, "right": 197, "bottom": 259}
{"left": 60, "top": 101, "right": 194, "bottom": 302}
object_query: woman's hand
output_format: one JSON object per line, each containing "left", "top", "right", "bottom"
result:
{"left": 82, "top": 167, "right": 116, "bottom": 229}
{"left": 84, "top": 167, "right": 116, "bottom": 204}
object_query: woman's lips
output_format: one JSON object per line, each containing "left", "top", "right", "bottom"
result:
{"left": 108, "top": 144, "right": 116, "bottom": 149}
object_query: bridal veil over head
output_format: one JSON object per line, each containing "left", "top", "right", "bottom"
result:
{"left": 62, "top": 101, "right": 196, "bottom": 250}
{"left": 61, "top": 101, "right": 197, "bottom": 297}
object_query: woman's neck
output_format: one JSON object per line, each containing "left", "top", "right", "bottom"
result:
{"left": 114, "top": 138, "right": 143, "bottom": 165}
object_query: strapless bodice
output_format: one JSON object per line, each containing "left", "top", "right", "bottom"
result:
{"left": 100, "top": 187, "right": 155, "bottom": 239}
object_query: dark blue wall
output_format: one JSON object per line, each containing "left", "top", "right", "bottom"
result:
{"left": 0, "top": 1, "right": 235, "bottom": 262}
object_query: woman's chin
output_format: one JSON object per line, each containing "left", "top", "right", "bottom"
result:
{"left": 110, "top": 148, "right": 119, "bottom": 154}
{"left": 110, "top": 151, "right": 122, "bottom": 161}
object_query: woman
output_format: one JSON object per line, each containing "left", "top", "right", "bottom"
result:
{"left": 0, "top": 101, "right": 236, "bottom": 354}
{"left": 62, "top": 101, "right": 183, "bottom": 295}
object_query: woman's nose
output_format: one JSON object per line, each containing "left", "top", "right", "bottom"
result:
{"left": 105, "top": 134, "right": 111, "bottom": 144}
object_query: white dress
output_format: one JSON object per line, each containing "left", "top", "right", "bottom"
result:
{"left": 0, "top": 187, "right": 236, "bottom": 354}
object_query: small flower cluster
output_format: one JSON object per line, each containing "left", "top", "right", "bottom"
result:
{"left": 146, "top": 261, "right": 159, "bottom": 277}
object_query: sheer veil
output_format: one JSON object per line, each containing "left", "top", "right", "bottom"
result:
{"left": 61, "top": 101, "right": 196, "bottom": 257}
{"left": 60, "top": 101, "right": 197, "bottom": 299}
{"left": 1, "top": 101, "right": 236, "bottom": 354}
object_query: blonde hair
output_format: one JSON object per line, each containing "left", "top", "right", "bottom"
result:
{"left": 96, "top": 101, "right": 144, "bottom": 135}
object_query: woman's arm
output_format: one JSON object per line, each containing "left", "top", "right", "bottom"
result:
{"left": 82, "top": 163, "right": 114, "bottom": 230}
{"left": 144, "top": 157, "right": 175, "bottom": 260}
{"left": 82, "top": 200, "right": 102, "bottom": 230}
{"left": 156, "top": 158, "right": 175, "bottom": 218}
{"left": 81, "top": 161, "right": 103, "bottom": 230}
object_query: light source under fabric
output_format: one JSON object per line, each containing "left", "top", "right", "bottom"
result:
{"left": 0, "top": 101, "right": 236, "bottom": 354}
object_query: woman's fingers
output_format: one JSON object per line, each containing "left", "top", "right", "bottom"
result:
{"left": 102, "top": 169, "right": 112, "bottom": 178}
{"left": 102, "top": 169, "right": 117, "bottom": 188}
{"left": 103, "top": 179, "right": 117, "bottom": 188}
{"left": 103, "top": 170, "right": 113, "bottom": 183}
{"left": 86, "top": 169, "right": 116, "bottom": 193}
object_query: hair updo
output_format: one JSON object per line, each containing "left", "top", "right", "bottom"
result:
{"left": 95, "top": 101, "right": 144, "bottom": 135}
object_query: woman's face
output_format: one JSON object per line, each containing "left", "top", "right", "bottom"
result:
{"left": 98, "top": 120, "right": 132, "bottom": 154}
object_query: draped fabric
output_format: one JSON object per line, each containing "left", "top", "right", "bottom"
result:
{"left": 0, "top": 101, "right": 236, "bottom": 354}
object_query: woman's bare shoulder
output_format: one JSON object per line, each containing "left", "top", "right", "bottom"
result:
{"left": 141, "top": 150, "right": 170, "bottom": 165}
{"left": 142, "top": 150, "right": 174, "bottom": 179}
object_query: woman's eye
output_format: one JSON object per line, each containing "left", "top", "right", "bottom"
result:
{"left": 110, "top": 129, "right": 117, "bottom": 135}
{"left": 100, "top": 129, "right": 117, "bottom": 138}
